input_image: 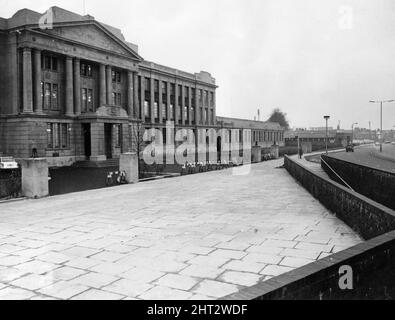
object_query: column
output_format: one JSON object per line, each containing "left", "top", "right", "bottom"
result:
{"left": 208, "top": 90, "right": 212, "bottom": 125}
{"left": 150, "top": 77, "right": 155, "bottom": 123}
{"left": 22, "top": 48, "right": 33, "bottom": 113}
{"left": 174, "top": 81, "right": 179, "bottom": 124}
{"left": 194, "top": 85, "right": 199, "bottom": 125}
{"left": 127, "top": 71, "right": 134, "bottom": 118}
{"left": 140, "top": 75, "right": 145, "bottom": 123}
{"left": 133, "top": 72, "right": 139, "bottom": 119}
{"left": 188, "top": 87, "right": 192, "bottom": 125}
{"left": 99, "top": 64, "right": 106, "bottom": 107}
{"left": 158, "top": 79, "right": 163, "bottom": 124}
{"left": 73, "top": 58, "right": 81, "bottom": 115}
{"left": 181, "top": 85, "right": 186, "bottom": 125}
{"left": 212, "top": 91, "right": 217, "bottom": 125}
{"left": 33, "top": 49, "right": 42, "bottom": 114}
{"left": 166, "top": 81, "right": 171, "bottom": 121}
{"left": 106, "top": 65, "right": 112, "bottom": 105}
{"left": 65, "top": 56, "right": 74, "bottom": 116}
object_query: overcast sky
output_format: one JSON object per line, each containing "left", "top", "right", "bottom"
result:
{"left": 1, "top": 0, "right": 395, "bottom": 130}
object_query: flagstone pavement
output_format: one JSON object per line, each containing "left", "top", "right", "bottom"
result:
{"left": 0, "top": 160, "right": 363, "bottom": 300}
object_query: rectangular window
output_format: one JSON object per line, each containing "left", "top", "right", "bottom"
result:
{"left": 53, "top": 123, "right": 60, "bottom": 149}
{"left": 52, "top": 84, "right": 58, "bottom": 110}
{"left": 52, "top": 57, "right": 58, "bottom": 71}
{"left": 117, "top": 93, "right": 122, "bottom": 106}
{"left": 44, "top": 56, "right": 51, "bottom": 70}
{"left": 44, "top": 83, "right": 51, "bottom": 110}
{"left": 81, "top": 88, "right": 87, "bottom": 113}
{"left": 87, "top": 89, "right": 93, "bottom": 112}
{"left": 61, "top": 124, "right": 69, "bottom": 148}
{"left": 115, "top": 124, "right": 122, "bottom": 147}
{"left": 41, "top": 82, "right": 44, "bottom": 109}
{"left": 112, "top": 92, "right": 116, "bottom": 105}
{"left": 87, "top": 65, "right": 92, "bottom": 77}
{"left": 205, "top": 109, "right": 208, "bottom": 123}
{"left": 154, "top": 102, "right": 159, "bottom": 119}
{"left": 47, "top": 123, "right": 53, "bottom": 149}
{"left": 162, "top": 104, "right": 167, "bottom": 120}
{"left": 204, "top": 91, "right": 208, "bottom": 107}
{"left": 169, "top": 104, "right": 174, "bottom": 120}
{"left": 211, "top": 110, "right": 214, "bottom": 124}
{"left": 191, "top": 107, "right": 195, "bottom": 122}
{"left": 81, "top": 63, "right": 87, "bottom": 76}
{"left": 145, "top": 78, "right": 150, "bottom": 90}
{"left": 144, "top": 101, "right": 150, "bottom": 118}
{"left": 184, "top": 107, "right": 188, "bottom": 121}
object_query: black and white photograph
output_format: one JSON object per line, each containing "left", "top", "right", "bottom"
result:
{"left": 0, "top": 0, "right": 395, "bottom": 308}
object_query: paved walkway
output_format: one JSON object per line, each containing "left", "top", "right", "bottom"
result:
{"left": 0, "top": 160, "right": 363, "bottom": 300}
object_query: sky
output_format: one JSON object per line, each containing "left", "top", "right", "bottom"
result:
{"left": 1, "top": 0, "right": 395, "bottom": 130}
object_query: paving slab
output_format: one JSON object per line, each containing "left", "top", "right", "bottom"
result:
{"left": 0, "top": 160, "right": 363, "bottom": 300}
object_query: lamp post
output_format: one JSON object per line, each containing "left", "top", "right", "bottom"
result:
{"left": 351, "top": 122, "right": 358, "bottom": 145}
{"left": 370, "top": 100, "right": 395, "bottom": 152}
{"left": 324, "top": 116, "right": 330, "bottom": 154}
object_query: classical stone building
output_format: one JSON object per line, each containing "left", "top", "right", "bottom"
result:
{"left": 0, "top": 7, "right": 284, "bottom": 167}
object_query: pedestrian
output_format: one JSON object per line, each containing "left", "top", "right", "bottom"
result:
{"left": 299, "top": 146, "right": 304, "bottom": 159}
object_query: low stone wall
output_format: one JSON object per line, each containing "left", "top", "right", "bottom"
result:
{"left": 321, "top": 154, "right": 395, "bottom": 211}
{"left": 0, "top": 170, "right": 21, "bottom": 198}
{"left": 225, "top": 230, "right": 395, "bottom": 300}
{"left": 285, "top": 155, "right": 395, "bottom": 240}
{"left": 222, "top": 155, "right": 395, "bottom": 300}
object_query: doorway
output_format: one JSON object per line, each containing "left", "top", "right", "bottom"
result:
{"left": 104, "top": 123, "right": 113, "bottom": 159}
{"left": 82, "top": 123, "right": 91, "bottom": 160}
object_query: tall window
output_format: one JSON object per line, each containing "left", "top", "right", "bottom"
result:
{"left": 112, "top": 70, "right": 122, "bottom": 83}
{"left": 144, "top": 101, "right": 150, "bottom": 118}
{"left": 112, "top": 93, "right": 122, "bottom": 106}
{"left": 162, "top": 104, "right": 167, "bottom": 120}
{"left": 87, "top": 89, "right": 93, "bottom": 112}
{"left": 154, "top": 102, "right": 159, "bottom": 119}
{"left": 81, "top": 88, "right": 87, "bottom": 113}
{"left": 184, "top": 107, "right": 188, "bottom": 122}
{"left": 42, "top": 83, "right": 59, "bottom": 111}
{"left": 61, "top": 123, "right": 69, "bottom": 148}
{"left": 44, "top": 83, "right": 51, "bottom": 110}
{"left": 81, "top": 63, "right": 93, "bottom": 77}
{"left": 42, "top": 55, "right": 58, "bottom": 71}
{"left": 191, "top": 107, "right": 195, "bottom": 123}
{"left": 52, "top": 84, "right": 58, "bottom": 110}
{"left": 47, "top": 123, "right": 70, "bottom": 150}
{"left": 115, "top": 124, "right": 122, "bottom": 148}
{"left": 204, "top": 109, "right": 208, "bottom": 124}
{"left": 169, "top": 104, "right": 174, "bottom": 120}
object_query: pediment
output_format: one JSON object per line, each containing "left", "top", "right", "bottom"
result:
{"left": 41, "top": 23, "right": 141, "bottom": 60}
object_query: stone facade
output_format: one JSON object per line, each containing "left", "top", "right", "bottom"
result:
{"left": 0, "top": 7, "right": 285, "bottom": 167}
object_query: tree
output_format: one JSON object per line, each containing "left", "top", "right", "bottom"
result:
{"left": 268, "top": 108, "right": 290, "bottom": 130}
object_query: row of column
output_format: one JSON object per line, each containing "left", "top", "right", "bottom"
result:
{"left": 21, "top": 47, "right": 138, "bottom": 118}
{"left": 139, "top": 76, "right": 216, "bottom": 126}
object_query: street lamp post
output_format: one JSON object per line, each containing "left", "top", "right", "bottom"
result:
{"left": 351, "top": 122, "right": 358, "bottom": 145}
{"left": 324, "top": 116, "right": 330, "bottom": 154}
{"left": 370, "top": 100, "right": 395, "bottom": 153}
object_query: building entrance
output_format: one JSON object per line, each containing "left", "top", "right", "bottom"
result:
{"left": 104, "top": 123, "right": 113, "bottom": 159}
{"left": 82, "top": 124, "right": 91, "bottom": 160}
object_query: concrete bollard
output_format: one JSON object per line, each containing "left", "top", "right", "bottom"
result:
{"left": 271, "top": 145, "right": 280, "bottom": 159}
{"left": 251, "top": 146, "right": 262, "bottom": 163}
{"left": 20, "top": 158, "right": 49, "bottom": 199}
{"left": 120, "top": 153, "right": 139, "bottom": 184}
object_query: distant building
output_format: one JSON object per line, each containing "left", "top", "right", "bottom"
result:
{"left": 285, "top": 129, "right": 352, "bottom": 151}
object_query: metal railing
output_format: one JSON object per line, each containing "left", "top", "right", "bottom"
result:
{"left": 320, "top": 156, "right": 355, "bottom": 192}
